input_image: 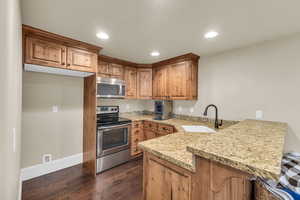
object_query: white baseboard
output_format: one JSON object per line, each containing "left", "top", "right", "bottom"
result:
{"left": 21, "top": 153, "right": 83, "bottom": 181}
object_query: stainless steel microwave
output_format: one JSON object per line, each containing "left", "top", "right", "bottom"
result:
{"left": 96, "top": 77, "right": 126, "bottom": 98}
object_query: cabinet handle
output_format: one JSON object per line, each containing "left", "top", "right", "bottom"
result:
{"left": 62, "top": 62, "right": 65, "bottom": 65}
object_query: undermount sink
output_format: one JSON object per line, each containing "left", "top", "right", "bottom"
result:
{"left": 181, "top": 125, "right": 216, "bottom": 133}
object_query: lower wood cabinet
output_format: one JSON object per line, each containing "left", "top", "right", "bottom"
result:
{"left": 143, "top": 153, "right": 192, "bottom": 200}
{"left": 130, "top": 121, "right": 175, "bottom": 157}
{"left": 143, "top": 153, "right": 253, "bottom": 200}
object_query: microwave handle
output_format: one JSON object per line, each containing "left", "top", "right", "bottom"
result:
{"left": 119, "top": 84, "right": 123, "bottom": 96}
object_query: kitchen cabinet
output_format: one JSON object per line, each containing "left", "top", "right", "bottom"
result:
{"left": 137, "top": 68, "right": 152, "bottom": 99}
{"left": 97, "top": 61, "right": 124, "bottom": 79}
{"left": 143, "top": 130, "right": 157, "bottom": 140}
{"left": 168, "top": 62, "right": 189, "bottom": 99}
{"left": 23, "top": 25, "right": 100, "bottom": 73}
{"left": 124, "top": 67, "right": 137, "bottom": 99}
{"left": 67, "top": 47, "right": 97, "bottom": 72}
{"left": 25, "top": 37, "right": 67, "bottom": 69}
{"left": 111, "top": 64, "right": 124, "bottom": 79}
{"left": 152, "top": 54, "right": 199, "bottom": 100}
{"left": 130, "top": 120, "right": 175, "bottom": 157}
{"left": 144, "top": 153, "right": 191, "bottom": 200}
{"left": 153, "top": 66, "right": 169, "bottom": 99}
{"left": 143, "top": 153, "right": 253, "bottom": 200}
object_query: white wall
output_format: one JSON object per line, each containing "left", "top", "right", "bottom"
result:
{"left": 0, "top": 0, "right": 22, "bottom": 199}
{"left": 22, "top": 72, "right": 84, "bottom": 168}
{"left": 98, "top": 99, "right": 154, "bottom": 113}
{"left": 174, "top": 34, "right": 300, "bottom": 153}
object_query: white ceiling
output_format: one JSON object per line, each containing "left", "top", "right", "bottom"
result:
{"left": 21, "top": 0, "right": 300, "bottom": 63}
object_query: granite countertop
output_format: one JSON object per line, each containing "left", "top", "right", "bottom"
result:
{"left": 121, "top": 113, "right": 287, "bottom": 180}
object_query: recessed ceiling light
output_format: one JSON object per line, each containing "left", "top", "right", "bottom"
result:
{"left": 204, "top": 31, "right": 219, "bottom": 39}
{"left": 150, "top": 51, "right": 160, "bottom": 57}
{"left": 96, "top": 32, "right": 109, "bottom": 40}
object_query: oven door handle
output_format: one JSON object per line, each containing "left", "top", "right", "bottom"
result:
{"left": 98, "top": 123, "right": 131, "bottom": 130}
{"left": 97, "top": 130, "right": 103, "bottom": 157}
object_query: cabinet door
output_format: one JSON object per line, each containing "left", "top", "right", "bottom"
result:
{"left": 153, "top": 66, "right": 168, "bottom": 99}
{"left": 124, "top": 67, "right": 137, "bottom": 99}
{"left": 137, "top": 68, "right": 152, "bottom": 99}
{"left": 145, "top": 157, "right": 191, "bottom": 200}
{"left": 144, "top": 130, "right": 156, "bottom": 140}
{"left": 131, "top": 129, "right": 143, "bottom": 156}
{"left": 146, "top": 158, "right": 171, "bottom": 200}
{"left": 67, "top": 47, "right": 97, "bottom": 72}
{"left": 25, "top": 37, "right": 67, "bottom": 68}
{"left": 98, "top": 61, "right": 111, "bottom": 75}
{"left": 168, "top": 62, "right": 189, "bottom": 99}
{"left": 170, "top": 169, "right": 191, "bottom": 200}
{"left": 111, "top": 64, "right": 124, "bottom": 79}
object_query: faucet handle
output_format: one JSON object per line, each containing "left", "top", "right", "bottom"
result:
{"left": 219, "top": 120, "right": 223, "bottom": 127}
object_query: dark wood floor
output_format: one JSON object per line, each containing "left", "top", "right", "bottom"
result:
{"left": 22, "top": 158, "right": 143, "bottom": 200}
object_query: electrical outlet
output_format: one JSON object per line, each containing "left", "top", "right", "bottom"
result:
{"left": 52, "top": 105, "right": 58, "bottom": 113}
{"left": 256, "top": 110, "right": 263, "bottom": 119}
{"left": 189, "top": 107, "right": 194, "bottom": 113}
{"left": 42, "top": 154, "right": 52, "bottom": 164}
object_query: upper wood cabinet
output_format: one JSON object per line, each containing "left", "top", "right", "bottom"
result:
{"left": 137, "top": 68, "right": 152, "bottom": 99}
{"left": 153, "top": 66, "right": 169, "bottom": 99}
{"left": 97, "top": 61, "right": 124, "bottom": 79}
{"left": 111, "top": 64, "right": 124, "bottom": 79}
{"left": 124, "top": 67, "right": 137, "bottom": 99}
{"left": 67, "top": 47, "right": 98, "bottom": 72}
{"left": 23, "top": 25, "right": 101, "bottom": 73}
{"left": 152, "top": 54, "right": 199, "bottom": 100}
{"left": 98, "top": 61, "right": 111, "bottom": 75}
{"left": 97, "top": 53, "right": 199, "bottom": 100}
{"left": 25, "top": 37, "right": 67, "bottom": 68}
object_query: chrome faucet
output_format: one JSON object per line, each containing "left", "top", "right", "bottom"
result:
{"left": 203, "top": 104, "right": 223, "bottom": 129}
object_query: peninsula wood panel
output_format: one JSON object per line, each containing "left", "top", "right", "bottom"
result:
{"left": 195, "top": 157, "right": 252, "bottom": 200}
{"left": 124, "top": 66, "right": 137, "bottom": 99}
{"left": 143, "top": 153, "right": 192, "bottom": 200}
{"left": 137, "top": 68, "right": 152, "bottom": 99}
{"left": 83, "top": 74, "right": 97, "bottom": 176}
{"left": 25, "top": 37, "right": 67, "bottom": 68}
{"left": 143, "top": 153, "right": 253, "bottom": 200}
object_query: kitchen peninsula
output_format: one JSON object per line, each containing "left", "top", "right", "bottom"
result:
{"left": 123, "top": 113, "right": 288, "bottom": 200}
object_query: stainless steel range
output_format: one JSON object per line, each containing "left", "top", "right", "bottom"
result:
{"left": 96, "top": 106, "right": 132, "bottom": 173}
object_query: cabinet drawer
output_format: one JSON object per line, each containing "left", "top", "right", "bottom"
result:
{"left": 157, "top": 124, "right": 174, "bottom": 135}
{"left": 143, "top": 121, "right": 158, "bottom": 132}
{"left": 132, "top": 121, "right": 143, "bottom": 129}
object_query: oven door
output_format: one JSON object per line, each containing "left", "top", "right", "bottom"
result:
{"left": 96, "top": 77, "right": 126, "bottom": 98}
{"left": 97, "top": 123, "right": 131, "bottom": 158}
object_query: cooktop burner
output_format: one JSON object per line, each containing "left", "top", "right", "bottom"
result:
{"left": 97, "top": 117, "right": 132, "bottom": 127}
{"left": 96, "top": 106, "right": 131, "bottom": 127}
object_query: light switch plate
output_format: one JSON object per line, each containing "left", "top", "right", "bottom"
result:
{"left": 256, "top": 110, "right": 263, "bottom": 119}
{"left": 52, "top": 105, "right": 58, "bottom": 113}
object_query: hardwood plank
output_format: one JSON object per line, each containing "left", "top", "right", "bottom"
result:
{"left": 22, "top": 159, "right": 143, "bottom": 200}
